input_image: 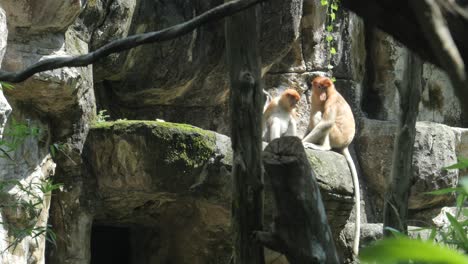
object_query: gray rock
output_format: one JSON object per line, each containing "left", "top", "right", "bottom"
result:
{"left": 339, "top": 223, "right": 433, "bottom": 262}
{"left": 411, "top": 122, "right": 458, "bottom": 209}
{"left": 451, "top": 126, "right": 468, "bottom": 159}
{"left": 0, "top": 6, "right": 96, "bottom": 264}
{"left": 0, "top": 9, "right": 11, "bottom": 138}
{"left": 364, "top": 29, "right": 463, "bottom": 126}
{"left": 77, "top": 121, "right": 354, "bottom": 263}
{"left": 87, "top": 0, "right": 303, "bottom": 130}
{"left": 356, "top": 118, "right": 458, "bottom": 212}
{"left": 0, "top": 8, "right": 6, "bottom": 64}
{"left": 0, "top": 106, "right": 55, "bottom": 264}
{"left": 0, "top": 0, "right": 83, "bottom": 36}
{"left": 432, "top": 207, "right": 466, "bottom": 228}
{"left": 0, "top": 90, "right": 11, "bottom": 138}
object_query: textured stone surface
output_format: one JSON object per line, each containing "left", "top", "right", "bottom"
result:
{"left": 0, "top": 0, "right": 83, "bottom": 36}
{"left": 87, "top": 0, "right": 303, "bottom": 134}
{"left": 0, "top": 106, "right": 56, "bottom": 264}
{"left": 356, "top": 119, "right": 458, "bottom": 212}
{"left": 339, "top": 223, "right": 433, "bottom": 262}
{"left": 0, "top": 0, "right": 465, "bottom": 262}
{"left": 90, "top": 0, "right": 302, "bottom": 105}
{"left": 78, "top": 121, "right": 353, "bottom": 263}
{"left": 0, "top": 9, "right": 10, "bottom": 138}
{"left": 451, "top": 126, "right": 468, "bottom": 158}
{"left": 363, "top": 29, "right": 463, "bottom": 126}
{"left": 0, "top": 4, "right": 96, "bottom": 264}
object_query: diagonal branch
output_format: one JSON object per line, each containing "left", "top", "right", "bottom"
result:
{"left": 0, "top": 0, "right": 269, "bottom": 83}
{"left": 410, "top": 0, "right": 467, "bottom": 88}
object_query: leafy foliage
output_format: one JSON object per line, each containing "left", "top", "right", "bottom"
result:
{"left": 0, "top": 178, "right": 62, "bottom": 252}
{"left": 360, "top": 237, "right": 468, "bottom": 264}
{"left": 360, "top": 159, "right": 468, "bottom": 263}
{"left": 94, "top": 109, "right": 110, "bottom": 124}
{"left": 321, "top": 0, "right": 340, "bottom": 78}
{"left": 0, "top": 95, "right": 62, "bottom": 253}
{"left": 0, "top": 82, "right": 14, "bottom": 91}
{"left": 0, "top": 119, "right": 40, "bottom": 160}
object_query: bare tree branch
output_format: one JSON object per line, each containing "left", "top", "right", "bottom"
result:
{"left": 411, "top": 0, "right": 467, "bottom": 89}
{"left": 343, "top": 0, "right": 468, "bottom": 126}
{"left": 0, "top": 0, "right": 269, "bottom": 83}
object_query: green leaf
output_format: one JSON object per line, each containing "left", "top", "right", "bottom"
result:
{"left": 330, "top": 47, "right": 337, "bottom": 55}
{"left": 425, "top": 187, "right": 463, "bottom": 195}
{"left": 456, "top": 194, "right": 466, "bottom": 210}
{"left": 330, "top": 77, "right": 336, "bottom": 82}
{"left": 460, "top": 177, "right": 468, "bottom": 194}
{"left": 326, "top": 35, "right": 333, "bottom": 43}
{"left": 360, "top": 237, "right": 468, "bottom": 264}
{"left": 0, "top": 82, "right": 14, "bottom": 90}
{"left": 444, "top": 157, "right": 468, "bottom": 170}
{"left": 327, "top": 64, "right": 334, "bottom": 70}
{"left": 326, "top": 25, "right": 333, "bottom": 32}
{"left": 331, "top": 2, "right": 339, "bottom": 10}
{"left": 428, "top": 227, "right": 437, "bottom": 241}
{"left": 49, "top": 145, "right": 56, "bottom": 158}
{"left": 321, "top": 0, "right": 328, "bottom": 6}
{"left": 384, "top": 227, "right": 406, "bottom": 238}
{"left": 330, "top": 12, "right": 336, "bottom": 21}
{"left": 446, "top": 213, "right": 468, "bottom": 249}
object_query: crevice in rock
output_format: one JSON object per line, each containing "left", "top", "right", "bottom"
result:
{"left": 91, "top": 225, "right": 131, "bottom": 264}
{"left": 361, "top": 24, "right": 383, "bottom": 119}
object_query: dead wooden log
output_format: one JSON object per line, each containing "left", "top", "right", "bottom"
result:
{"left": 383, "top": 53, "right": 423, "bottom": 235}
{"left": 256, "top": 137, "right": 340, "bottom": 264}
{"left": 225, "top": 3, "right": 265, "bottom": 264}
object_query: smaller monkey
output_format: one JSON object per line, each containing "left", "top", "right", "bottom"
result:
{"left": 262, "top": 89, "right": 301, "bottom": 142}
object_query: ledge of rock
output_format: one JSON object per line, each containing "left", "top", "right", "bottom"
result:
{"left": 81, "top": 120, "right": 354, "bottom": 262}
{"left": 356, "top": 118, "right": 459, "bottom": 212}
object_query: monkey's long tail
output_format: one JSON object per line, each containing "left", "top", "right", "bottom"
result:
{"left": 343, "top": 147, "right": 361, "bottom": 256}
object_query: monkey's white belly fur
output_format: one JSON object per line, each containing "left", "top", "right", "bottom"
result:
{"left": 263, "top": 111, "right": 296, "bottom": 142}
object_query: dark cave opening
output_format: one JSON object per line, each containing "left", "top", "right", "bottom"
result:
{"left": 91, "top": 225, "right": 131, "bottom": 264}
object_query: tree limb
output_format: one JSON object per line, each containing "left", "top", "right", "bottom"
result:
{"left": 410, "top": 0, "right": 467, "bottom": 91}
{"left": 0, "top": 0, "right": 269, "bottom": 83}
{"left": 343, "top": 0, "right": 468, "bottom": 125}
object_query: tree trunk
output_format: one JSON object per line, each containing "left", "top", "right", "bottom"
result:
{"left": 225, "top": 4, "right": 265, "bottom": 264}
{"left": 257, "top": 137, "right": 340, "bottom": 264}
{"left": 383, "top": 53, "right": 423, "bottom": 236}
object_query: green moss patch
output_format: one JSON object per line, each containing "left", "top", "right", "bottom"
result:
{"left": 91, "top": 120, "right": 217, "bottom": 168}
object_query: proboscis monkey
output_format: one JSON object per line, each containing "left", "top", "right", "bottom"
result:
{"left": 262, "top": 89, "right": 301, "bottom": 142}
{"left": 303, "top": 76, "right": 361, "bottom": 256}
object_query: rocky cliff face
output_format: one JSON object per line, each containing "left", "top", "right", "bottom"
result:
{"left": 0, "top": 0, "right": 466, "bottom": 263}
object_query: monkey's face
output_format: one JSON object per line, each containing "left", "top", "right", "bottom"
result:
{"left": 283, "top": 89, "right": 301, "bottom": 108}
{"left": 312, "top": 77, "right": 333, "bottom": 102}
{"left": 288, "top": 94, "right": 299, "bottom": 108}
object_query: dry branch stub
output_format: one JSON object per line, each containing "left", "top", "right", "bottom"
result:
{"left": 259, "top": 137, "right": 340, "bottom": 264}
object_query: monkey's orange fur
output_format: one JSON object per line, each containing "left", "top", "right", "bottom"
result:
{"left": 262, "top": 89, "right": 300, "bottom": 142}
{"left": 303, "top": 76, "right": 361, "bottom": 256}
{"left": 304, "top": 76, "right": 355, "bottom": 149}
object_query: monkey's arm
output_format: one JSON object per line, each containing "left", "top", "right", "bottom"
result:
{"left": 302, "top": 108, "right": 335, "bottom": 144}
{"left": 269, "top": 117, "right": 281, "bottom": 141}
{"left": 284, "top": 118, "right": 297, "bottom": 137}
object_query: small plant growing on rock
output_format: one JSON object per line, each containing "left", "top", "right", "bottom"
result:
{"left": 360, "top": 159, "right": 468, "bottom": 263}
{"left": 0, "top": 178, "right": 62, "bottom": 252}
{"left": 94, "top": 109, "right": 110, "bottom": 124}
{"left": 0, "top": 118, "right": 40, "bottom": 160}
{"left": 321, "top": 0, "right": 340, "bottom": 81}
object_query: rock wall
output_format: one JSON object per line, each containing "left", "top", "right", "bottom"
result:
{"left": 0, "top": 1, "right": 96, "bottom": 264}
{"left": 0, "top": 0, "right": 466, "bottom": 263}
